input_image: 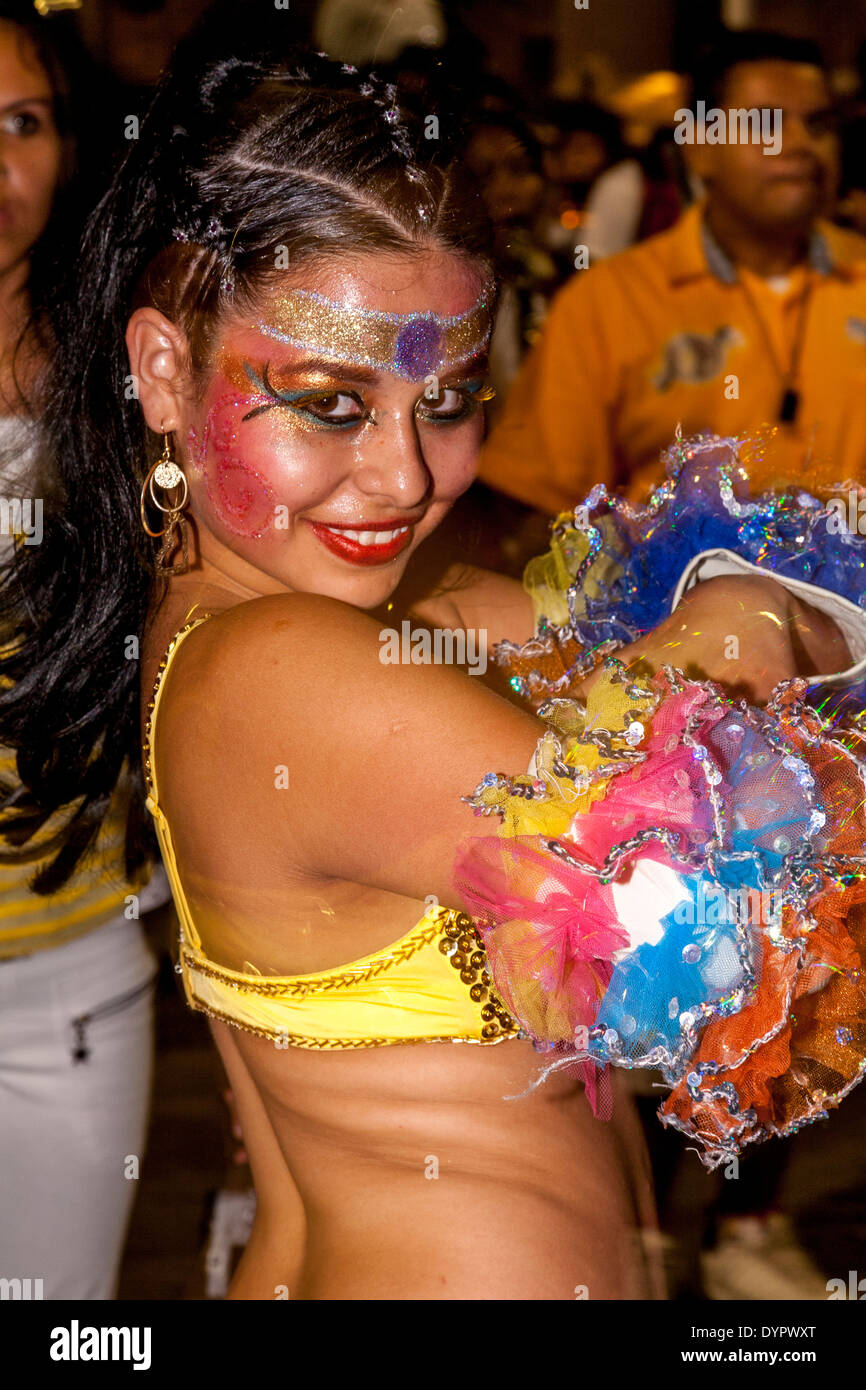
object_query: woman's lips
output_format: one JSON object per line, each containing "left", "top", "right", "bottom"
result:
{"left": 305, "top": 519, "right": 414, "bottom": 566}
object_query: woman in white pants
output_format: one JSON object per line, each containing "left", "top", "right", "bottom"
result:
{"left": 0, "top": 5, "right": 164, "bottom": 1300}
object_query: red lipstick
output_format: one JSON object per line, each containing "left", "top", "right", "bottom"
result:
{"left": 305, "top": 518, "right": 415, "bottom": 566}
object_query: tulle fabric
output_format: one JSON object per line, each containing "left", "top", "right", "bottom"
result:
{"left": 499, "top": 431, "right": 866, "bottom": 715}
{"left": 454, "top": 436, "right": 866, "bottom": 1168}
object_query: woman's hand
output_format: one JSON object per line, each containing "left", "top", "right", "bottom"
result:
{"left": 575, "top": 573, "right": 847, "bottom": 706}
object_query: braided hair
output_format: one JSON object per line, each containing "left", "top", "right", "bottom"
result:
{"left": 0, "top": 24, "right": 494, "bottom": 891}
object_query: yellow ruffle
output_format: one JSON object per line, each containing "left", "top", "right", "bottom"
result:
{"left": 469, "top": 662, "right": 658, "bottom": 837}
{"left": 523, "top": 513, "right": 628, "bottom": 629}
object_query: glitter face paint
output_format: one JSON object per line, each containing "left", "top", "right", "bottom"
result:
{"left": 254, "top": 283, "right": 494, "bottom": 381}
{"left": 177, "top": 252, "right": 494, "bottom": 609}
{"left": 188, "top": 391, "right": 278, "bottom": 539}
{"left": 189, "top": 347, "right": 491, "bottom": 554}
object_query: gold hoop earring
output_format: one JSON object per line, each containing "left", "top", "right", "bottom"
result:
{"left": 140, "top": 434, "right": 190, "bottom": 576}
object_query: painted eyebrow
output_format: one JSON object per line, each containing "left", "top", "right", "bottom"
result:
{"left": 244, "top": 354, "right": 489, "bottom": 387}
{"left": 440, "top": 353, "right": 489, "bottom": 379}
{"left": 258, "top": 356, "right": 381, "bottom": 386}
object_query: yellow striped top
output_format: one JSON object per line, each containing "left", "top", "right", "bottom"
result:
{"left": 0, "top": 417, "right": 147, "bottom": 955}
{"left": 0, "top": 747, "right": 146, "bottom": 959}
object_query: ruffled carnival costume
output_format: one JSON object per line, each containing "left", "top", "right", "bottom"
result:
{"left": 454, "top": 433, "right": 866, "bottom": 1169}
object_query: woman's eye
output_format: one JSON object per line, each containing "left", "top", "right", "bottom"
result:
{"left": 303, "top": 392, "right": 365, "bottom": 422}
{"left": 418, "top": 387, "right": 468, "bottom": 418}
{"left": 3, "top": 111, "right": 42, "bottom": 137}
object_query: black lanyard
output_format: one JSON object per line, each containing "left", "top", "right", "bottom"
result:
{"left": 737, "top": 269, "right": 814, "bottom": 424}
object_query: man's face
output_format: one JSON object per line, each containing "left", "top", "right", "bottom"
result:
{"left": 691, "top": 60, "right": 839, "bottom": 232}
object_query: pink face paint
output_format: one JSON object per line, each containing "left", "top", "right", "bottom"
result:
{"left": 192, "top": 392, "right": 277, "bottom": 539}
{"left": 186, "top": 426, "right": 202, "bottom": 471}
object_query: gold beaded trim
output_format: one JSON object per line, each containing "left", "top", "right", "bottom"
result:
{"left": 188, "top": 994, "right": 521, "bottom": 1049}
{"left": 183, "top": 911, "right": 446, "bottom": 996}
{"left": 181, "top": 909, "right": 520, "bottom": 1046}
{"left": 142, "top": 613, "right": 214, "bottom": 802}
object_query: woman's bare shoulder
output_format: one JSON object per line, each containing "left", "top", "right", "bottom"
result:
{"left": 148, "top": 593, "right": 396, "bottom": 875}
{"left": 154, "top": 592, "right": 386, "bottom": 737}
{"left": 149, "top": 587, "right": 540, "bottom": 903}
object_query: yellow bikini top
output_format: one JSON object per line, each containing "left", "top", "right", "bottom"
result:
{"left": 143, "top": 614, "right": 520, "bottom": 1050}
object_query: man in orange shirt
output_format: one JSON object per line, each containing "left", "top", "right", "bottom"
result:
{"left": 480, "top": 32, "right": 866, "bottom": 513}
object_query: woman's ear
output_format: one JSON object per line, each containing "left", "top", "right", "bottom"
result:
{"left": 125, "top": 308, "right": 192, "bottom": 434}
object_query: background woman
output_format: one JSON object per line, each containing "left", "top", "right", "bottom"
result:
{"left": 0, "top": 2, "right": 164, "bottom": 1300}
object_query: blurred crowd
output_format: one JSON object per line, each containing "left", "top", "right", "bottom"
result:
{"left": 461, "top": 37, "right": 866, "bottom": 398}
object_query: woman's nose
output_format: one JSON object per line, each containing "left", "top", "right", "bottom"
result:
{"left": 351, "top": 408, "right": 432, "bottom": 505}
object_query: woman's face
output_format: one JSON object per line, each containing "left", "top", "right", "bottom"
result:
{"left": 0, "top": 23, "right": 62, "bottom": 276}
{"left": 178, "top": 250, "right": 491, "bottom": 610}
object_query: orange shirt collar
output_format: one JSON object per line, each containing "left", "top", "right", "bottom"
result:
{"left": 662, "top": 202, "right": 866, "bottom": 287}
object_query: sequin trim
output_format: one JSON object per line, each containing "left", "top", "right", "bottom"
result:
{"left": 180, "top": 907, "right": 521, "bottom": 1045}
{"left": 142, "top": 612, "right": 214, "bottom": 803}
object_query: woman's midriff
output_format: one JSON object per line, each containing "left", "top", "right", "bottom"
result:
{"left": 214, "top": 1020, "right": 664, "bottom": 1301}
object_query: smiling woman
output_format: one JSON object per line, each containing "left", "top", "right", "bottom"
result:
{"left": 6, "top": 31, "right": 665, "bottom": 1300}
{"left": 130, "top": 249, "right": 497, "bottom": 602}
{"left": 0, "top": 1, "right": 164, "bottom": 1304}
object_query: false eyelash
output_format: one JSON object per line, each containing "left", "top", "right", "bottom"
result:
{"left": 240, "top": 361, "right": 372, "bottom": 430}
{"left": 446, "top": 377, "right": 496, "bottom": 403}
{"left": 458, "top": 375, "right": 497, "bottom": 403}
{"left": 240, "top": 361, "right": 325, "bottom": 421}
{"left": 416, "top": 378, "right": 497, "bottom": 423}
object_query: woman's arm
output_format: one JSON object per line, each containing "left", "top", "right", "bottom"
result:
{"left": 401, "top": 555, "right": 852, "bottom": 708}
{"left": 155, "top": 574, "right": 810, "bottom": 912}
{"left": 405, "top": 560, "right": 536, "bottom": 649}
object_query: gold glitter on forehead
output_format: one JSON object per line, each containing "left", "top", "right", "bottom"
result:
{"left": 255, "top": 282, "right": 494, "bottom": 381}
